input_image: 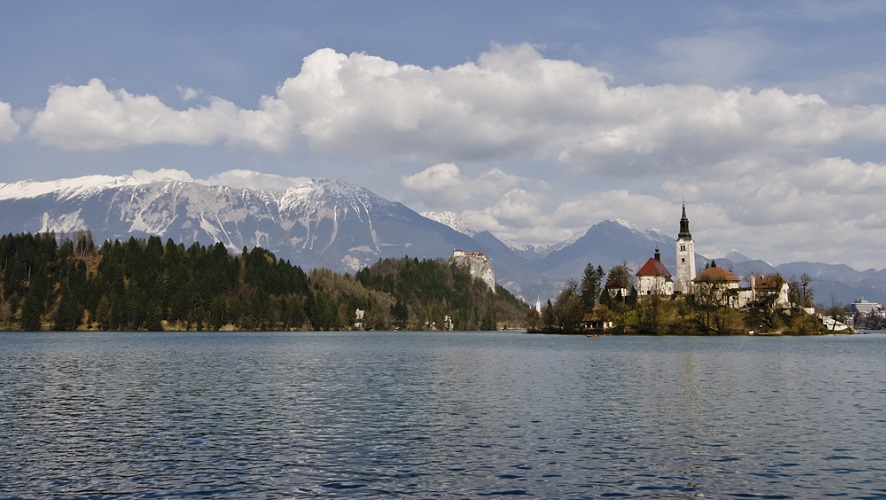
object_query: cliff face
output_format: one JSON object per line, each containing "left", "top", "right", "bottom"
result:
{"left": 451, "top": 250, "right": 496, "bottom": 293}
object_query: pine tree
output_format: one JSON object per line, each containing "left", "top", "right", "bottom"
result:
{"left": 95, "top": 295, "right": 110, "bottom": 330}
{"left": 580, "top": 263, "right": 605, "bottom": 311}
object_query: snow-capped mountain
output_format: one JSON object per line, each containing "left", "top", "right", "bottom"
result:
{"left": 0, "top": 175, "right": 477, "bottom": 273}
{"left": 724, "top": 249, "right": 751, "bottom": 264}
{"left": 1, "top": 173, "right": 884, "bottom": 305}
{"left": 0, "top": 175, "right": 143, "bottom": 202}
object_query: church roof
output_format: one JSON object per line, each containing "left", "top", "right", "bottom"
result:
{"left": 693, "top": 267, "right": 740, "bottom": 283}
{"left": 636, "top": 258, "right": 672, "bottom": 278}
{"left": 677, "top": 204, "right": 692, "bottom": 241}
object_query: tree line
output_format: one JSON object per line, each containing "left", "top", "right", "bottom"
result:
{"left": 0, "top": 231, "right": 529, "bottom": 332}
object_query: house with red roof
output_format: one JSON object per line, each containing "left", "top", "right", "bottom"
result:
{"left": 636, "top": 248, "right": 674, "bottom": 296}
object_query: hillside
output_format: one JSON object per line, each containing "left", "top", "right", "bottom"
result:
{"left": 0, "top": 232, "right": 528, "bottom": 332}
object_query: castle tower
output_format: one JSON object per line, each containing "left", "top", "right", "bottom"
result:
{"left": 675, "top": 204, "right": 696, "bottom": 294}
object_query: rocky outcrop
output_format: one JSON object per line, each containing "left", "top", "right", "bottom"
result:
{"left": 451, "top": 249, "right": 496, "bottom": 293}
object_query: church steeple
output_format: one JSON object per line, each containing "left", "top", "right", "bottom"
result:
{"left": 677, "top": 203, "right": 692, "bottom": 240}
{"left": 675, "top": 203, "right": 696, "bottom": 294}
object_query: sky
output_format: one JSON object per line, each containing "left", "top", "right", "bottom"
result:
{"left": 2, "top": 1, "right": 886, "bottom": 270}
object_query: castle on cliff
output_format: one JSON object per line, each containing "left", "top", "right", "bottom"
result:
{"left": 451, "top": 249, "right": 496, "bottom": 293}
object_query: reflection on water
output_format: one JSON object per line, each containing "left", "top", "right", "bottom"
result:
{"left": 1, "top": 331, "right": 885, "bottom": 497}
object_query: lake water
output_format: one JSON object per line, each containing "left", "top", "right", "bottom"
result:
{"left": 1, "top": 331, "right": 884, "bottom": 498}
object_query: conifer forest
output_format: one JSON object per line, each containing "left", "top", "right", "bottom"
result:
{"left": 0, "top": 232, "right": 529, "bottom": 332}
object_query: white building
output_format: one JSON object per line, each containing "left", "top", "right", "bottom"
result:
{"left": 851, "top": 298, "right": 883, "bottom": 316}
{"left": 636, "top": 248, "right": 675, "bottom": 296}
{"left": 675, "top": 204, "right": 696, "bottom": 294}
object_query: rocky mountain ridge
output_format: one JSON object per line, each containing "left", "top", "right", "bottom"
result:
{"left": 0, "top": 174, "right": 883, "bottom": 305}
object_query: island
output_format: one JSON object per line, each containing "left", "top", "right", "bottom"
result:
{"left": 526, "top": 206, "right": 853, "bottom": 336}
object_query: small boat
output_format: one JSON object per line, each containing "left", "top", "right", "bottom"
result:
{"left": 585, "top": 333, "right": 600, "bottom": 338}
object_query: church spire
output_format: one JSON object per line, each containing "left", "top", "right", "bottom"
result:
{"left": 677, "top": 203, "right": 692, "bottom": 240}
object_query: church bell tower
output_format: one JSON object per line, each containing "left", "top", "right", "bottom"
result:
{"left": 675, "top": 204, "right": 696, "bottom": 294}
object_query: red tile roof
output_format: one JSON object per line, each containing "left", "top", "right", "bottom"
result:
{"left": 636, "top": 258, "right": 672, "bottom": 278}
{"left": 693, "top": 267, "right": 740, "bottom": 283}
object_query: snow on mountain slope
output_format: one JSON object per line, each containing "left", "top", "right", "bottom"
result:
{"left": 0, "top": 174, "right": 476, "bottom": 274}
{"left": 0, "top": 175, "right": 142, "bottom": 201}
{"left": 421, "top": 211, "right": 479, "bottom": 237}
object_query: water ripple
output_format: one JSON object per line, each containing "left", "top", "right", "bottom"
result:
{"left": 1, "top": 331, "right": 885, "bottom": 497}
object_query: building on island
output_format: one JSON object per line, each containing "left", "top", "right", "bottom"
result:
{"left": 581, "top": 313, "right": 613, "bottom": 331}
{"left": 744, "top": 274, "right": 790, "bottom": 310}
{"left": 631, "top": 207, "right": 794, "bottom": 313}
{"left": 605, "top": 278, "right": 631, "bottom": 300}
{"left": 675, "top": 203, "right": 696, "bottom": 294}
{"left": 636, "top": 248, "right": 674, "bottom": 296}
{"left": 692, "top": 265, "right": 742, "bottom": 307}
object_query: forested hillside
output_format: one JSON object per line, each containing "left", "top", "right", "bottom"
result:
{"left": 0, "top": 232, "right": 529, "bottom": 332}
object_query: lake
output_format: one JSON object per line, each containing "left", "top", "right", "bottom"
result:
{"left": 1, "top": 331, "right": 884, "bottom": 498}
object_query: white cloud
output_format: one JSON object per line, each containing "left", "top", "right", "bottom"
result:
{"left": 199, "top": 169, "right": 310, "bottom": 192}
{"left": 177, "top": 86, "right": 200, "bottom": 101}
{"left": 131, "top": 168, "right": 194, "bottom": 183}
{"left": 31, "top": 79, "right": 240, "bottom": 150}
{"left": 551, "top": 191, "right": 676, "bottom": 232}
{"left": 401, "top": 163, "right": 537, "bottom": 208}
{"left": 129, "top": 168, "right": 310, "bottom": 192}
{"left": 401, "top": 163, "right": 463, "bottom": 192}
{"left": 483, "top": 188, "right": 547, "bottom": 226}
{"left": 266, "top": 44, "right": 886, "bottom": 176}
{"left": 22, "top": 45, "right": 886, "bottom": 179}
{"left": 461, "top": 189, "right": 565, "bottom": 244}
{"left": 0, "top": 101, "right": 20, "bottom": 142}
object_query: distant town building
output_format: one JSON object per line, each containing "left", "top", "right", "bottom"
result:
{"left": 851, "top": 298, "right": 884, "bottom": 317}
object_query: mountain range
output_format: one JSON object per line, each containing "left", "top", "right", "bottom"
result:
{"left": 0, "top": 174, "right": 883, "bottom": 306}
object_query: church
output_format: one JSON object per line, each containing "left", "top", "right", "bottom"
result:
{"left": 635, "top": 204, "right": 695, "bottom": 296}
{"left": 635, "top": 205, "right": 790, "bottom": 310}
